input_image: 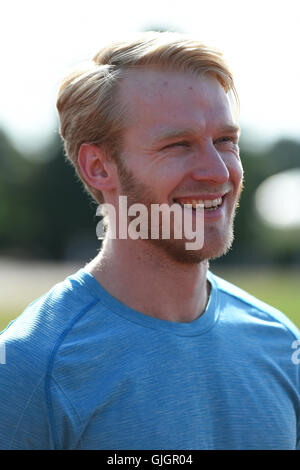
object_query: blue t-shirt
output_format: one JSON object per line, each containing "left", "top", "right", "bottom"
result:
{"left": 0, "top": 268, "right": 299, "bottom": 450}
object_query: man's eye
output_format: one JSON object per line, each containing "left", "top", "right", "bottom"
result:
{"left": 164, "top": 141, "right": 190, "bottom": 149}
{"left": 215, "top": 136, "right": 238, "bottom": 144}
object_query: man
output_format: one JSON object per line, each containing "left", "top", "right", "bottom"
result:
{"left": 0, "top": 32, "right": 299, "bottom": 450}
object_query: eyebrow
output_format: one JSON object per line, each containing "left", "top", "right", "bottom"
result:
{"left": 217, "top": 124, "right": 241, "bottom": 135}
{"left": 152, "top": 124, "right": 241, "bottom": 145}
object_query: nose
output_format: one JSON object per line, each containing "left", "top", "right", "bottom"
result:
{"left": 191, "top": 142, "right": 230, "bottom": 185}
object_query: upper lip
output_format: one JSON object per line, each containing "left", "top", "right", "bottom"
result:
{"left": 173, "top": 192, "right": 229, "bottom": 202}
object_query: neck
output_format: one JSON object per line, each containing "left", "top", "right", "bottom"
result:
{"left": 85, "top": 237, "right": 211, "bottom": 323}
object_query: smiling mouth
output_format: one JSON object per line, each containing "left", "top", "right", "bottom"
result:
{"left": 173, "top": 196, "right": 225, "bottom": 211}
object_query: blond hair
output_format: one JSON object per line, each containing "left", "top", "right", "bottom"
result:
{"left": 56, "top": 31, "right": 239, "bottom": 204}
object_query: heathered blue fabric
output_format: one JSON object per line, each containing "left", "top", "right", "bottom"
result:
{"left": 0, "top": 268, "right": 299, "bottom": 450}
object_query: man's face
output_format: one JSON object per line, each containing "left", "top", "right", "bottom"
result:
{"left": 113, "top": 68, "right": 243, "bottom": 264}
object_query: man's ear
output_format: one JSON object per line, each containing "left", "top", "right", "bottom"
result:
{"left": 78, "top": 143, "right": 118, "bottom": 193}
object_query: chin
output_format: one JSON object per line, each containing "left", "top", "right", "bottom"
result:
{"left": 147, "top": 227, "right": 234, "bottom": 265}
{"left": 201, "top": 226, "right": 234, "bottom": 261}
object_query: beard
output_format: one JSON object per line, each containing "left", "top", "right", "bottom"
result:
{"left": 115, "top": 158, "right": 242, "bottom": 265}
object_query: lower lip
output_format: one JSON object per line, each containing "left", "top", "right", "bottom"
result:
{"left": 177, "top": 196, "right": 227, "bottom": 220}
{"left": 203, "top": 198, "right": 226, "bottom": 220}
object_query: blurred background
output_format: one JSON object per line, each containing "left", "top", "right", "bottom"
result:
{"left": 0, "top": 0, "right": 299, "bottom": 331}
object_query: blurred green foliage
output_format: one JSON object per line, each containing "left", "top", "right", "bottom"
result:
{"left": 0, "top": 130, "right": 98, "bottom": 260}
{"left": 0, "top": 128, "right": 299, "bottom": 265}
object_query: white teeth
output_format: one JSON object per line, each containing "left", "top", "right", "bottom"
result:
{"left": 176, "top": 197, "right": 223, "bottom": 209}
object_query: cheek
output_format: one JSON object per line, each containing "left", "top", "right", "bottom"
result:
{"left": 226, "top": 155, "right": 244, "bottom": 189}
{"left": 146, "top": 159, "right": 185, "bottom": 188}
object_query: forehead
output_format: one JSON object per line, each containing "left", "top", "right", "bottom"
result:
{"left": 118, "top": 68, "right": 236, "bottom": 136}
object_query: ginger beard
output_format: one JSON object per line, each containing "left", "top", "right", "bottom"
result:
{"left": 115, "top": 158, "right": 244, "bottom": 265}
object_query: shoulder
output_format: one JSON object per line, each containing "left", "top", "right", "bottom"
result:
{"left": 0, "top": 268, "right": 103, "bottom": 449}
{"left": 208, "top": 270, "right": 300, "bottom": 341}
{"left": 0, "top": 268, "right": 101, "bottom": 381}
